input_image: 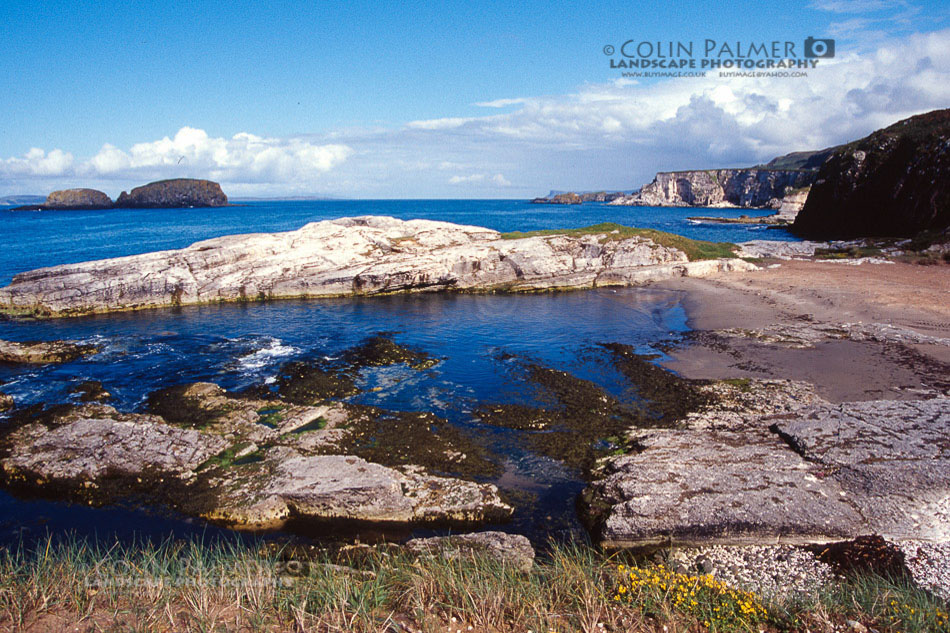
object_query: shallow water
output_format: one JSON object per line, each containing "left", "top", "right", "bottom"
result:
{"left": 0, "top": 200, "right": 795, "bottom": 547}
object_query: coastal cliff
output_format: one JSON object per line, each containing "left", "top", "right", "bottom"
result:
{"left": 610, "top": 169, "right": 817, "bottom": 208}
{"left": 531, "top": 191, "right": 625, "bottom": 204}
{"left": 115, "top": 178, "right": 228, "bottom": 208}
{"left": 0, "top": 216, "right": 753, "bottom": 317}
{"left": 793, "top": 108, "right": 950, "bottom": 239}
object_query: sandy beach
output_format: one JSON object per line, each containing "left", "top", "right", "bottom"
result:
{"left": 653, "top": 259, "right": 950, "bottom": 402}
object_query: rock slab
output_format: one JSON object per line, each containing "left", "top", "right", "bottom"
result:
{"left": 0, "top": 216, "right": 755, "bottom": 317}
{"left": 585, "top": 397, "right": 950, "bottom": 548}
{"left": 405, "top": 531, "right": 535, "bottom": 572}
{"left": 0, "top": 339, "right": 98, "bottom": 364}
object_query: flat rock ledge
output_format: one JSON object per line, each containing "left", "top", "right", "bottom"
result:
{"left": 0, "top": 216, "right": 756, "bottom": 317}
{"left": 203, "top": 450, "right": 511, "bottom": 528}
{"left": 584, "top": 397, "right": 950, "bottom": 549}
{"left": 0, "top": 393, "right": 511, "bottom": 529}
{"left": 0, "top": 338, "right": 99, "bottom": 364}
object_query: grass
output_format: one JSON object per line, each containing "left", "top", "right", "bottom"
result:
{"left": 1, "top": 535, "right": 946, "bottom": 633}
{"left": 500, "top": 223, "right": 738, "bottom": 261}
{"left": 719, "top": 378, "right": 753, "bottom": 392}
{"left": 814, "top": 246, "right": 884, "bottom": 260}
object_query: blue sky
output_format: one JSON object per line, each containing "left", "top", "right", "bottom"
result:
{"left": 1, "top": 0, "right": 948, "bottom": 198}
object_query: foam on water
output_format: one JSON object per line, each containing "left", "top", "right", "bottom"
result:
{"left": 235, "top": 337, "right": 299, "bottom": 372}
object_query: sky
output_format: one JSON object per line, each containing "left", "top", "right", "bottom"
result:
{"left": 1, "top": 0, "right": 948, "bottom": 199}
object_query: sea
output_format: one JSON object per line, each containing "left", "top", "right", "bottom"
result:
{"left": 0, "top": 200, "right": 798, "bottom": 547}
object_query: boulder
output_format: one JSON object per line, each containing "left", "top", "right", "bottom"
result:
{"left": 115, "top": 179, "right": 228, "bottom": 208}
{"left": 405, "top": 531, "right": 535, "bottom": 572}
{"left": 793, "top": 108, "right": 950, "bottom": 238}
{"left": 0, "top": 339, "right": 98, "bottom": 364}
{"left": 0, "top": 216, "right": 756, "bottom": 317}
{"left": 203, "top": 450, "right": 512, "bottom": 528}
{"left": 0, "top": 404, "right": 228, "bottom": 486}
{"left": 0, "top": 393, "right": 12, "bottom": 412}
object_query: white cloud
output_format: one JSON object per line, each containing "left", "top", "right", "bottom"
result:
{"left": 1, "top": 148, "right": 74, "bottom": 176}
{"left": 474, "top": 98, "right": 528, "bottom": 108}
{"left": 0, "top": 127, "right": 352, "bottom": 188}
{"left": 393, "top": 28, "right": 950, "bottom": 164}
{"left": 87, "top": 127, "right": 353, "bottom": 182}
{"left": 809, "top": 0, "right": 907, "bottom": 13}
{"left": 1, "top": 29, "right": 947, "bottom": 198}
{"left": 448, "top": 173, "right": 511, "bottom": 186}
{"left": 405, "top": 117, "right": 475, "bottom": 130}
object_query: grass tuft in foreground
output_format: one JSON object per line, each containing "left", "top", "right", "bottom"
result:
{"left": 500, "top": 223, "right": 738, "bottom": 261}
{"left": 0, "top": 535, "right": 947, "bottom": 632}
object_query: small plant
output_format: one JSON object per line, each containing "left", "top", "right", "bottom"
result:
{"left": 256, "top": 406, "right": 285, "bottom": 428}
{"left": 612, "top": 563, "right": 770, "bottom": 631}
{"left": 720, "top": 378, "right": 752, "bottom": 392}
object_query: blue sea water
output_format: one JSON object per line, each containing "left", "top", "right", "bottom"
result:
{"left": 0, "top": 201, "right": 799, "bottom": 546}
{"left": 0, "top": 199, "right": 795, "bottom": 286}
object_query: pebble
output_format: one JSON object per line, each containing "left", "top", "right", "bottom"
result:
{"left": 898, "top": 540, "right": 950, "bottom": 600}
{"left": 659, "top": 544, "right": 835, "bottom": 600}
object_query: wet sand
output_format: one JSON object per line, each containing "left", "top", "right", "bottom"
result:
{"left": 650, "top": 260, "right": 950, "bottom": 402}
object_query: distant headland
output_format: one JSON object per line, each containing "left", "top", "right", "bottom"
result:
{"left": 11, "top": 178, "right": 228, "bottom": 211}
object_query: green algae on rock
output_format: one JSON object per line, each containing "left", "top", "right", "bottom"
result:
{"left": 276, "top": 362, "right": 359, "bottom": 405}
{"left": 341, "top": 335, "right": 440, "bottom": 370}
{"left": 0, "top": 339, "right": 99, "bottom": 364}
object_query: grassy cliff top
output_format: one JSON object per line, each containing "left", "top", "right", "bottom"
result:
{"left": 500, "top": 223, "right": 737, "bottom": 261}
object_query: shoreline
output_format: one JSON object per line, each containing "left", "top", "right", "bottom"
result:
{"left": 650, "top": 259, "right": 950, "bottom": 401}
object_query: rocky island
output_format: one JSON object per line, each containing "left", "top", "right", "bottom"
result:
{"left": 10, "top": 178, "right": 228, "bottom": 211}
{"left": 12, "top": 188, "right": 114, "bottom": 210}
{"left": 115, "top": 178, "right": 228, "bottom": 208}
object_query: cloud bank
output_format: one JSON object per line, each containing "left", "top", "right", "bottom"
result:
{"left": 2, "top": 28, "right": 948, "bottom": 197}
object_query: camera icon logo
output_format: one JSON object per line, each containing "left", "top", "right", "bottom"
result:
{"left": 804, "top": 36, "right": 835, "bottom": 58}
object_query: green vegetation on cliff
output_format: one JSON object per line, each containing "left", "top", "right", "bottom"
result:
{"left": 501, "top": 223, "right": 737, "bottom": 261}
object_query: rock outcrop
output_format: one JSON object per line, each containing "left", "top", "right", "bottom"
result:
{"left": 405, "top": 532, "right": 536, "bottom": 572}
{"left": 0, "top": 339, "right": 99, "bottom": 364}
{"left": 1, "top": 405, "right": 228, "bottom": 484}
{"left": 0, "top": 383, "right": 512, "bottom": 529}
{"left": 205, "top": 450, "right": 510, "bottom": 528}
{"left": 115, "top": 179, "right": 228, "bottom": 208}
{"left": 793, "top": 109, "right": 950, "bottom": 238}
{"left": 611, "top": 169, "right": 816, "bottom": 208}
{"left": 531, "top": 191, "right": 625, "bottom": 204}
{"left": 584, "top": 396, "right": 950, "bottom": 548}
{"left": 687, "top": 187, "right": 811, "bottom": 226}
{"left": 45, "top": 189, "right": 113, "bottom": 209}
{"left": 12, "top": 188, "right": 113, "bottom": 211}
{"left": 0, "top": 216, "right": 755, "bottom": 317}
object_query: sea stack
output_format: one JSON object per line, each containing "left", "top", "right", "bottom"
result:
{"left": 115, "top": 178, "right": 228, "bottom": 208}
